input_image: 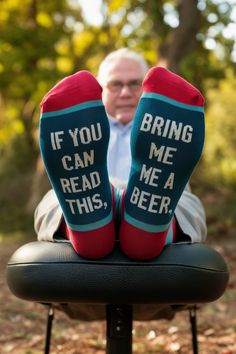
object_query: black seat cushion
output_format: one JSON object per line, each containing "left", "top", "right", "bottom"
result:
{"left": 7, "top": 241, "right": 229, "bottom": 307}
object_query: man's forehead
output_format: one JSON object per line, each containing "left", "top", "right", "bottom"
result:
{"left": 105, "top": 58, "right": 143, "bottom": 79}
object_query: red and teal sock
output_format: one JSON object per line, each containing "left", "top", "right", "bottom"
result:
{"left": 40, "top": 71, "right": 115, "bottom": 259}
{"left": 119, "top": 67, "right": 205, "bottom": 260}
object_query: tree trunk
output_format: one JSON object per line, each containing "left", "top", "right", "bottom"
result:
{"left": 159, "top": 0, "right": 201, "bottom": 74}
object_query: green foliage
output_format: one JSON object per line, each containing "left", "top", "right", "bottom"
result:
{"left": 0, "top": 0, "right": 81, "bottom": 149}
{"left": 97, "top": 0, "right": 236, "bottom": 89}
{"left": 0, "top": 133, "right": 36, "bottom": 234}
{"left": 0, "top": 0, "right": 236, "bottom": 235}
{"left": 202, "top": 71, "right": 236, "bottom": 186}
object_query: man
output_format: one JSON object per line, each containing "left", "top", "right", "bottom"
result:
{"left": 35, "top": 48, "right": 207, "bottom": 260}
{"left": 98, "top": 49, "right": 147, "bottom": 187}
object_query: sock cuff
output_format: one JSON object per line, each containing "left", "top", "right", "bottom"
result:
{"left": 113, "top": 187, "right": 123, "bottom": 222}
{"left": 67, "top": 211, "right": 113, "bottom": 232}
{"left": 165, "top": 217, "right": 177, "bottom": 245}
{"left": 143, "top": 66, "right": 204, "bottom": 107}
{"left": 124, "top": 210, "right": 170, "bottom": 233}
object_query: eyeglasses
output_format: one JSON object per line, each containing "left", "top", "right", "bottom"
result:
{"left": 104, "top": 79, "right": 142, "bottom": 93}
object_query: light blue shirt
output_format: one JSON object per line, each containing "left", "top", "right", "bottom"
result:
{"left": 107, "top": 116, "right": 132, "bottom": 183}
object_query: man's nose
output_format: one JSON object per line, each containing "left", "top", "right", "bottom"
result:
{"left": 120, "top": 84, "right": 132, "bottom": 96}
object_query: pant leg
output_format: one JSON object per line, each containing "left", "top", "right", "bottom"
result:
{"left": 34, "top": 189, "right": 64, "bottom": 242}
{"left": 175, "top": 184, "right": 207, "bottom": 243}
{"left": 34, "top": 185, "right": 207, "bottom": 243}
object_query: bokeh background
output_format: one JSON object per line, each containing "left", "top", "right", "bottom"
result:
{"left": 0, "top": 0, "right": 236, "bottom": 241}
{"left": 1, "top": 1, "right": 236, "bottom": 352}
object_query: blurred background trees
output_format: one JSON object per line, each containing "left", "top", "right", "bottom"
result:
{"left": 0, "top": 0, "right": 236, "bottom": 237}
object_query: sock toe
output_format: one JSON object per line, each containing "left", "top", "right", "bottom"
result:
{"left": 143, "top": 66, "right": 204, "bottom": 107}
{"left": 40, "top": 71, "right": 102, "bottom": 113}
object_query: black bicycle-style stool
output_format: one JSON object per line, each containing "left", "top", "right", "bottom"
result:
{"left": 6, "top": 240, "right": 229, "bottom": 354}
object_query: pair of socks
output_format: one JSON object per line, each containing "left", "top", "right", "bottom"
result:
{"left": 40, "top": 67, "right": 204, "bottom": 260}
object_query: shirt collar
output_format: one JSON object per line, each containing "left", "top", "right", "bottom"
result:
{"left": 108, "top": 115, "right": 133, "bottom": 131}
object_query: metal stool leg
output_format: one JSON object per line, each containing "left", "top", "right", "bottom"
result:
{"left": 44, "top": 305, "right": 54, "bottom": 354}
{"left": 189, "top": 306, "right": 198, "bottom": 354}
{"left": 106, "top": 304, "right": 133, "bottom": 354}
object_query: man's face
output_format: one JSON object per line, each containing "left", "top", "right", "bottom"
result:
{"left": 101, "top": 58, "right": 144, "bottom": 125}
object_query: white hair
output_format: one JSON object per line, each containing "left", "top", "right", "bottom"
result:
{"left": 97, "top": 48, "right": 149, "bottom": 85}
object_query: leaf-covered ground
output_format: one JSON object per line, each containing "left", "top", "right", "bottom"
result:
{"left": 1, "top": 239, "right": 236, "bottom": 354}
